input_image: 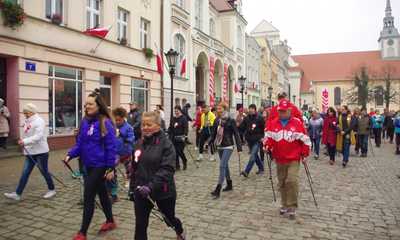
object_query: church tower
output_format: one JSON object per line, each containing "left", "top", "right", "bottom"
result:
{"left": 378, "top": 0, "right": 400, "bottom": 60}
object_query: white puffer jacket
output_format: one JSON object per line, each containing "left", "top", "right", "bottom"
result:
{"left": 22, "top": 114, "right": 49, "bottom": 155}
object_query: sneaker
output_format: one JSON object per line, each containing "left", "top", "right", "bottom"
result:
{"left": 193, "top": 147, "right": 199, "bottom": 151}
{"left": 288, "top": 209, "right": 297, "bottom": 218}
{"left": 396, "top": 150, "right": 400, "bottom": 155}
{"left": 98, "top": 220, "right": 117, "bottom": 234}
{"left": 4, "top": 192, "right": 20, "bottom": 201}
{"left": 209, "top": 157, "right": 215, "bottom": 162}
{"left": 72, "top": 172, "right": 83, "bottom": 179}
{"left": 125, "top": 181, "right": 130, "bottom": 188}
{"left": 342, "top": 162, "right": 347, "bottom": 167}
{"left": 183, "top": 162, "right": 187, "bottom": 170}
{"left": 314, "top": 154, "right": 318, "bottom": 159}
{"left": 44, "top": 190, "right": 57, "bottom": 199}
{"left": 186, "top": 142, "right": 193, "bottom": 145}
{"left": 256, "top": 169, "right": 265, "bottom": 175}
{"left": 279, "top": 207, "right": 289, "bottom": 215}
{"left": 77, "top": 200, "right": 84, "bottom": 206}
{"left": 110, "top": 195, "right": 118, "bottom": 205}
{"left": 196, "top": 157, "right": 203, "bottom": 162}
{"left": 176, "top": 226, "right": 186, "bottom": 240}
{"left": 241, "top": 171, "right": 248, "bottom": 178}
{"left": 72, "top": 232, "right": 87, "bottom": 240}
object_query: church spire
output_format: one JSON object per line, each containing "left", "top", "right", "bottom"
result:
{"left": 383, "top": 0, "right": 394, "bottom": 28}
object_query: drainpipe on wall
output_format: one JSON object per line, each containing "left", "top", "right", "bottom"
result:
{"left": 160, "top": 0, "right": 164, "bottom": 107}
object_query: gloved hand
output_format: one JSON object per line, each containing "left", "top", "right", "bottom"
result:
{"left": 122, "top": 136, "right": 129, "bottom": 143}
{"left": 138, "top": 186, "right": 151, "bottom": 198}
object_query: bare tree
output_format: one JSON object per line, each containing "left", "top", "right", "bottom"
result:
{"left": 380, "top": 63, "right": 398, "bottom": 109}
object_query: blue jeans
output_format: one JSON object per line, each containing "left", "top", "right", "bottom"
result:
{"left": 217, "top": 149, "right": 233, "bottom": 185}
{"left": 358, "top": 135, "right": 368, "bottom": 154}
{"left": 16, "top": 152, "right": 55, "bottom": 196}
{"left": 312, "top": 137, "right": 321, "bottom": 155}
{"left": 342, "top": 143, "right": 350, "bottom": 163}
{"left": 244, "top": 141, "right": 264, "bottom": 174}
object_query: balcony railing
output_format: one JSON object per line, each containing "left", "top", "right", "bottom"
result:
{"left": 171, "top": 4, "right": 190, "bottom": 28}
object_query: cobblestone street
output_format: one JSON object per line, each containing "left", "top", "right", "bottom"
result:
{"left": 1, "top": 138, "right": 400, "bottom": 239}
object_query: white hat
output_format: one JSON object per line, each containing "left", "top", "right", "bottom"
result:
{"left": 0, "top": 98, "right": 3, "bottom": 103}
{"left": 23, "top": 103, "right": 38, "bottom": 113}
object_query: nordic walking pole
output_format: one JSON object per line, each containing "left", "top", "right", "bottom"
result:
{"left": 22, "top": 146, "right": 67, "bottom": 188}
{"left": 267, "top": 154, "right": 276, "bottom": 202}
{"left": 303, "top": 163, "right": 317, "bottom": 206}
{"left": 137, "top": 186, "right": 185, "bottom": 240}
{"left": 304, "top": 161, "right": 314, "bottom": 184}
{"left": 61, "top": 159, "right": 104, "bottom": 212}
{"left": 368, "top": 131, "right": 375, "bottom": 157}
{"left": 238, "top": 155, "right": 241, "bottom": 175}
{"left": 183, "top": 137, "right": 198, "bottom": 168}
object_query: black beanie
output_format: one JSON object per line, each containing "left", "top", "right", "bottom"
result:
{"left": 249, "top": 104, "right": 257, "bottom": 110}
{"left": 174, "top": 105, "right": 182, "bottom": 111}
{"left": 185, "top": 103, "right": 191, "bottom": 108}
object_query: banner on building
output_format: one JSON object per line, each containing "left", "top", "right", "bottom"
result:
{"left": 209, "top": 49, "right": 215, "bottom": 108}
{"left": 223, "top": 57, "right": 228, "bottom": 103}
{"left": 322, "top": 87, "right": 329, "bottom": 110}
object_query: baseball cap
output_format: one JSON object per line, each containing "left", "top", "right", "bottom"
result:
{"left": 129, "top": 101, "right": 138, "bottom": 106}
{"left": 278, "top": 99, "right": 290, "bottom": 111}
{"left": 197, "top": 106, "right": 202, "bottom": 111}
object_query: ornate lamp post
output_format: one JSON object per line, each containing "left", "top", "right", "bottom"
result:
{"left": 165, "top": 48, "right": 179, "bottom": 120}
{"left": 268, "top": 86, "right": 273, "bottom": 107}
{"left": 238, "top": 76, "right": 246, "bottom": 109}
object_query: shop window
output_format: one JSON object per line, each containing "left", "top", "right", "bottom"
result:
{"left": 100, "top": 76, "right": 112, "bottom": 110}
{"left": 131, "top": 79, "right": 148, "bottom": 112}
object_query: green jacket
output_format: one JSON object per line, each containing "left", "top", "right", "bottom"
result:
{"left": 357, "top": 114, "right": 373, "bottom": 135}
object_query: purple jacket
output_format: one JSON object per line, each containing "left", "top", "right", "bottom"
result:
{"left": 68, "top": 118, "right": 117, "bottom": 168}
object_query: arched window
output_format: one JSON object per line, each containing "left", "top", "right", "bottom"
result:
{"left": 209, "top": 19, "right": 215, "bottom": 38}
{"left": 174, "top": 34, "right": 186, "bottom": 77}
{"left": 237, "top": 26, "right": 242, "bottom": 49}
{"left": 334, "top": 87, "right": 341, "bottom": 106}
{"left": 237, "top": 65, "right": 242, "bottom": 78}
{"left": 388, "top": 47, "right": 394, "bottom": 57}
{"left": 195, "top": 0, "right": 201, "bottom": 30}
{"left": 376, "top": 86, "right": 384, "bottom": 106}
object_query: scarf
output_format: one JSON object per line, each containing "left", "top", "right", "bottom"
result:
{"left": 336, "top": 113, "right": 356, "bottom": 150}
{"left": 86, "top": 113, "right": 100, "bottom": 123}
{"left": 174, "top": 114, "right": 182, "bottom": 118}
{"left": 214, "top": 110, "right": 230, "bottom": 147}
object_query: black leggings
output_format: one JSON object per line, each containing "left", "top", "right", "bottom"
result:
{"left": 172, "top": 139, "right": 187, "bottom": 168}
{"left": 134, "top": 195, "right": 182, "bottom": 240}
{"left": 373, "top": 128, "right": 382, "bottom": 146}
{"left": 327, "top": 143, "right": 336, "bottom": 161}
{"left": 199, "top": 133, "right": 214, "bottom": 155}
{"left": 80, "top": 166, "right": 114, "bottom": 235}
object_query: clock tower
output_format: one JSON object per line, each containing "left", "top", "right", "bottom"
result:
{"left": 378, "top": 0, "right": 400, "bottom": 60}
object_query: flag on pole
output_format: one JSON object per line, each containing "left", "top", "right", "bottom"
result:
{"left": 84, "top": 25, "right": 112, "bottom": 38}
{"left": 245, "top": 84, "right": 247, "bottom": 95}
{"left": 223, "top": 57, "right": 228, "bottom": 102}
{"left": 209, "top": 49, "right": 215, "bottom": 108}
{"left": 180, "top": 53, "right": 187, "bottom": 75}
{"left": 252, "top": 82, "right": 255, "bottom": 89}
{"left": 155, "top": 43, "right": 163, "bottom": 76}
{"left": 234, "top": 80, "right": 239, "bottom": 94}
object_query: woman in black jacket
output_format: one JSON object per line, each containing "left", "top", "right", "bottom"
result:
{"left": 207, "top": 102, "right": 242, "bottom": 198}
{"left": 167, "top": 106, "right": 189, "bottom": 170}
{"left": 130, "top": 111, "right": 185, "bottom": 240}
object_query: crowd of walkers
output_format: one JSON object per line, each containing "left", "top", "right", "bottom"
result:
{"left": 4, "top": 88, "right": 400, "bottom": 239}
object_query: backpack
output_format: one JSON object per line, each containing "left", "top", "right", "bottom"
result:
{"left": 395, "top": 115, "right": 400, "bottom": 128}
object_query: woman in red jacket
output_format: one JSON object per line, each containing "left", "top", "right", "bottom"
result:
{"left": 321, "top": 107, "right": 338, "bottom": 165}
{"left": 192, "top": 106, "right": 202, "bottom": 151}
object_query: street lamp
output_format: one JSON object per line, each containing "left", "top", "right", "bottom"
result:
{"left": 293, "top": 95, "right": 296, "bottom": 104}
{"left": 299, "top": 98, "right": 302, "bottom": 110}
{"left": 165, "top": 48, "right": 179, "bottom": 120}
{"left": 268, "top": 86, "right": 273, "bottom": 107}
{"left": 238, "top": 76, "right": 246, "bottom": 109}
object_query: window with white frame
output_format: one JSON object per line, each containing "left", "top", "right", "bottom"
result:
{"left": 209, "top": 19, "right": 215, "bottom": 38}
{"left": 117, "top": 9, "right": 128, "bottom": 41}
{"left": 174, "top": 0, "right": 184, "bottom": 9}
{"left": 100, "top": 76, "right": 112, "bottom": 110}
{"left": 48, "top": 66, "right": 83, "bottom": 135}
{"left": 237, "top": 26, "right": 242, "bottom": 49}
{"left": 195, "top": 0, "right": 202, "bottom": 30}
{"left": 46, "top": 0, "right": 63, "bottom": 20}
{"left": 174, "top": 34, "right": 186, "bottom": 77}
{"left": 86, "top": 0, "right": 100, "bottom": 30}
{"left": 140, "top": 19, "right": 149, "bottom": 49}
{"left": 131, "top": 79, "right": 149, "bottom": 112}
{"left": 237, "top": 66, "right": 242, "bottom": 78}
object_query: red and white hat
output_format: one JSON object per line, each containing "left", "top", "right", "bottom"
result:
{"left": 278, "top": 99, "right": 290, "bottom": 111}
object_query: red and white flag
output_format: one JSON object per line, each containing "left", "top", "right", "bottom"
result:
{"left": 84, "top": 25, "right": 112, "bottom": 38}
{"left": 245, "top": 84, "right": 247, "bottom": 95}
{"left": 234, "top": 80, "right": 239, "bottom": 94}
{"left": 180, "top": 53, "right": 187, "bottom": 75}
{"left": 209, "top": 49, "right": 215, "bottom": 108}
{"left": 252, "top": 82, "right": 255, "bottom": 89}
{"left": 155, "top": 43, "right": 163, "bottom": 75}
{"left": 223, "top": 57, "right": 228, "bottom": 102}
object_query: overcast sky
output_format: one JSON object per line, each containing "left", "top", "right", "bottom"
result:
{"left": 242, "top": 0, "right": 400, "bottom": 55}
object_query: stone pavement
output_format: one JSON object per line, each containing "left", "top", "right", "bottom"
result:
{"left": 1, "top": 135, "right": 400, "bottom": 239}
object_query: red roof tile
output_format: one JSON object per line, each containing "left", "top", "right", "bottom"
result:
{"left": 291, "top": 51, "right": 400, "bottom": 92}
{"left": 210, "top": 0, "right": 233, "bottom": 11}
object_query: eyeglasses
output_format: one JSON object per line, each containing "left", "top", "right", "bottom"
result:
{"left": 23, "top": 112, "right": 30, "bottom": 115}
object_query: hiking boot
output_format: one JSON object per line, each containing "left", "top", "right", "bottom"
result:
{"left": 110, "top": 195, "right": 118, "bottom": 205}
{"left": 210, "top": 184, "right": 222, "bottom": 198}
{"left": 196, "top": 157, "right": 203, "bottom": 162}
{"left": 44, "top": 190, "right": 57, "bottom": 199}
{"left": 222, "top": 180, "right": 232, "bottom": 191}
{"left": 72, "top": 232, "right": 87, "bottom": 240}
{"left": 288, "top": 209, "right": 297, "bottom": 218}
{"left": 176, "top": 226, "right": 186, "bottom": 240}
{"left": 256, "top": 169, "right": 265, "bottom": 175}
{"left": 241, "top": 171, "right": 248, "bottom": 178}
{"left": 183, "top": 162, "right": 187, "bottom": 170}
{"left": 279, "top": 207, "right": 289, "bottom": 215}
{"left": 98, "top": 220, "right": 117, "bottom": 234}
{"left": 4, "top": 192, "right": 20, "bottom": 201}
{"left": 342, "top": 162, "right": 347, "bottom": 167}
{"left": 329, "top": 160, "right": 334, "bottom": 165}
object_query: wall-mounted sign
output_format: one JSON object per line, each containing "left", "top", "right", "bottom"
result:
{"left": 25, "top": 62, "right": 36, "bottom": 72}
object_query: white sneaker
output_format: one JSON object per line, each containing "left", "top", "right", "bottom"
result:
{"left": 44, "top": 190, "right": 57, "bottom": 199}
{"left": 4, "top": 192, "right": 20, "bottom": 201}
{"left": 193, "top": 147, "right": 199, "bottom": 151}
{"left": 209, "top": 157, "right": 215, "bottom": 162}
{"left": 125, "top": 181, "right": 130, "bottom": 188}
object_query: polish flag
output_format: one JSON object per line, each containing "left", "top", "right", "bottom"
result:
{"left": 245, "top": 84, "right": 247, "bottom": 95}
{"left": 180, "top": 53, "right": 186, "bottom": 75}
{"left": 234, "top": 80, "right": 239, "bottom": 94}
{"left": 252, "top": 82, "right": 255, "bottom": 89}
{"left": 84, "top": 25, "right": 112, "bottom": 38}
{"left": 155, "top": 43, "right": 163, "bottom": 75}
